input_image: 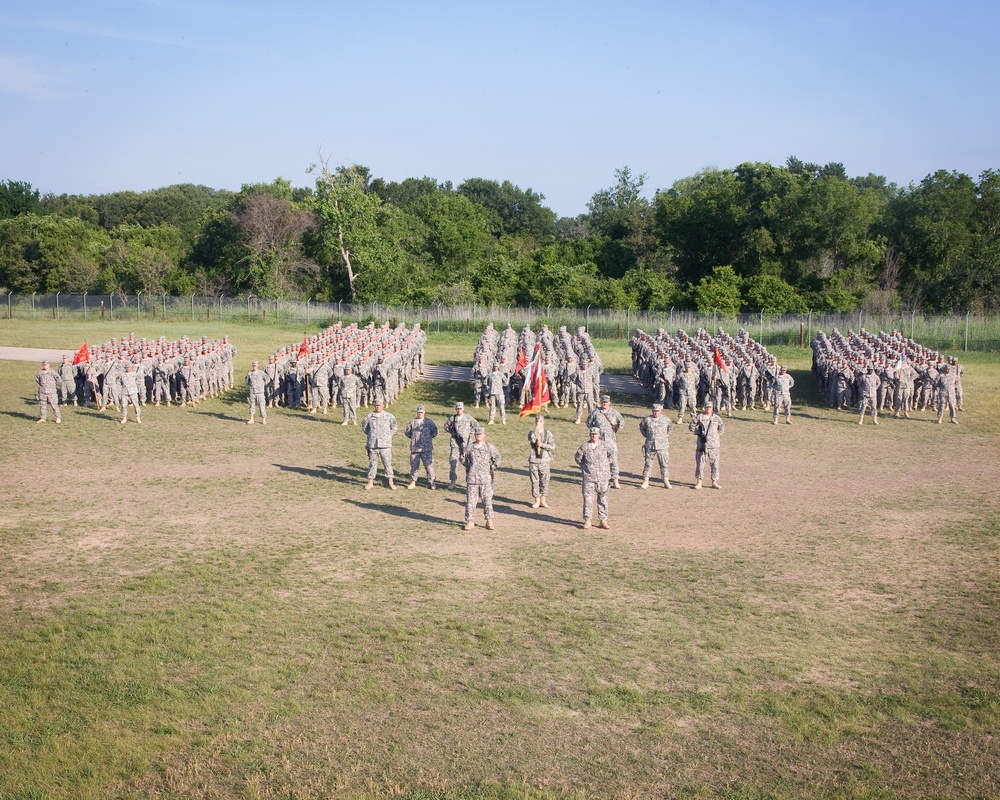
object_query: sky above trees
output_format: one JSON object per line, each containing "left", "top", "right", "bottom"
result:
{"left": 1, "top": 0, "right": 998, "bottom": 217}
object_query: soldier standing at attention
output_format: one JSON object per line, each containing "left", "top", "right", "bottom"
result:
{"left": 527, "top": 414, "right": 556, "bottom": 509}
{"left": 444, "top": 401, "right": 477, "bottom": 490}
{"left": 119, "top": 362, "right": 142, "bottom": 425}
{"left": 689, "top": 400, "right": 724, "bottom": 490}
{"left": 57, "top": 355, "right": 76, "bottom": 406}
{"left": 677, "top": 361, "right": 699, "bottom": 422}
{"left": 771, "top": 365, "right": 795, "bottom": 425}
{"left": 486, "top": 362, "right": 508, "bottom": 425}
{"left": 462, "top": 426, "right": 501, "bottom": 531}
{"left": 936, "top": 364, "right": 959, "bottom": 425}
{"left": 587, "top": 394, "right": 625, "bottom": 489}
{"left": 405, "top": 405, "right": 438, "bottom": 489}
{"left": 575, "top": 426, "right": 612, "bottom": 529}
{"left": 339, "top": 366, "right": 361, "bottom": 425}
{"left": 36, "top": 361, "right": 62, "bottom": 424}
{"left": 246, "top": 360, "right": 267, "bottom": 425}
{"left": 361, "top": 399, "right": 398, "bottom": 490}
{"left": 858, "top": 366, "right": 881, "bottom": 426}
{"left": 639, "top": 402, "right": 674, "bottom": 489}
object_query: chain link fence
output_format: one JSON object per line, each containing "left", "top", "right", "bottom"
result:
{"left": 4, "top": 294, "right": 1000, "bottom": 351}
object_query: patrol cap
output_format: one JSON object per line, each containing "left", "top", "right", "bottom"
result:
{"left": 780, "top": 365, "right": 787, "bottom": 372}
{"left": 374, "top": 398, "right": 385, "bottom": 406}
{"left": 589, "top": 426, "right": 602, "bottom": 435}
{"left": 652, "top": 403, "right": 663, "bottom": 411}
{"left": 600, "top": 394, "right": 611, "bottom": 403}
{"left": 252, "top": 360, "right": 259, "bottom": 367}
{"left": 473, "top": 425, "right": 485, "bottom": 435}
{"left": 704, "top": 400, "right": 714, "bottom": 408}
{"left": 455, "top": 401, "right": 464, "bottom": 409}
{"left": 416, "top": 405, "right": 425, "bottom": 412}
{"left": 535, "top": 414, "right": 545, "bottom": 422}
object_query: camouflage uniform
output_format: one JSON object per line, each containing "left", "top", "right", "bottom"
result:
{"left": 361, "top": 407, "right": 398, "bottom": 486}
{"left": 771, "top": 369, "right": 794, "bottom": 424}
{"left": 639, "top": 407, "right": 674, "bottom": 487}
{"left": 689, "top": 408, "right": 724, "bottom": 488}
{"left": 246, "top": 365, "right": 267, "bottom": 423}
{"left": 444, "top": 406, "right": 477, "bottom": 487}
{"left": 586, "top": 398, "right": 625, "bottom": 487}
{"left": 527, "top": 420, "right": 556, "bottom": 505}
{"left": 119, "top": 366, "right": 142, "bottom": 424}
{"left": 575, "top": 430, "right": 612, "bottom": 526}
{"left": 936, "top": 366, "right": 958, "bottom": 424}
{"left": 462, "top": 432, "right": 501, "bottom": 529}
{"left": 405, "top": 409, "right": 438, "bottom": 488}
{"left": 35, "top": 364, "right": 62, "bottom": 423}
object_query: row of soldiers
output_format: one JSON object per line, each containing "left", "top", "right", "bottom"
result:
{"left": 247, "top": 321, "right": 426, "bottom": 424}
{"left": 48, "top": 333, "right": 237, "bottom": 412}
{"left": 631, "top": 327, "right": 789, "bottom": 420}
{"left": 470, "top": 323, "right": 606, "bottom": 423}
{"left": 811, "top": 328, "right": 964, "bottom": 424}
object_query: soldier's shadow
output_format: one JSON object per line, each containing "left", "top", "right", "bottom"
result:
{"left": 439, "top": 494, "right": 580, "bottom": 528}
{"left": 273, "top": 463, "right": 359, "bottom": 484}
{"left": 342, "top": 498, "right": 455, "bottom": 526}
{"left": 2, "top": 409, "right": 37, "bottom": 421}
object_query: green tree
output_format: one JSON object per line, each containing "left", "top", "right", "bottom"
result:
{"left": 0, "top": 180, "right": 42, "bottom": 219}
{"left": 689, "top": 265, "right": 742, "bottom": 313}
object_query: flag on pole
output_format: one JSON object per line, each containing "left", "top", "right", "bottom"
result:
{"left": 713, "top": 346, "right": 727, "bottom": 373}
{"left": 297, "top": 336, "right": 309, "bottom": 361}
{"left": 72, "top": 343, "right": 90, "bottom": 365}
{"left": 515, "top": 347, "right": 527, "bottom": 373}
{"left": 519, "top": 343, "right": 551, "bottom": 418}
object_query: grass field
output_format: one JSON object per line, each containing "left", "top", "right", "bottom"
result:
{"left": 2, "top": 319, "right": 999, "bottom": 800}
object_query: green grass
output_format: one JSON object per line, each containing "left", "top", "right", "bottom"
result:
{"left": 1, "top": 319, "right": 999, "bottom": 799}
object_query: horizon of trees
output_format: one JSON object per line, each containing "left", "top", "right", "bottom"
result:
{"left": 1, "top": 158, "right": 998, "bottom": 313}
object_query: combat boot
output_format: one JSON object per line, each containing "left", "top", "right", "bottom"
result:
{"left": 407, "top": 480, "right": 416, "bottom": 490}
{"left": 693, "top": 480, "right": 703, "bottom": 490}
{"left": 540, "top": 496, "right": 548, "bottom": 508}
{"left": 448, "top": 481, "right": 457, "bottom": 490}
{"left": 365, "top": 480, "right": 374, "bottom": 490}
{"left": 711, "top": 480, "right": 721, "bottom": 490}
{"left": 341, "top": 419, "right": 349, "bottom": 425}
{"left": 598, "top": 519, "right": 611, "bottom": 529}
{"left": 640, "top": 477, "right": 649, "bottom": 489}
{"left": 429, "top": 482, "right": 436, "bottom": 490}
{"left": 582, "top": 519, "right": 592, "bottom": 530}
{"left": 531, "top": 496, "right": 540, "bottom": 508}
{"left": 387, "top": 478, "right": 395, "bottom": 490}
{"left": 463, "top": 521, "right": 475, "bottom": 531}
{"left": 574, "top": 417, "right": 582, "bottom": 425}
{"left": 261, "top": 418, "right": 266, "bottom": 425}
{"left": 485, "top": 519, "right": 495, "bottom": 531}
{"left": 247, "top": 418, "right": 254, "bottom": 424}
{"left": 613, "top": 478, "right": 621, "bottom": 489}
{"left": 873, "top": 416, "right": 879, "bottom": 426}
{"left": 663, "top": 479, "right": 672, "bottom": 489}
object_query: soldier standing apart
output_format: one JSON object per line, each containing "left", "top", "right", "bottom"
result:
{"left": 858, "top": 366, "right": 881, "bottom": 425}
{"left": 772, "top": 365, "right": 795, "bottom": 424}
{"left": 639, "top": 402, "right": 674, "bottom": 489}
{"left": 527, "top": 414, "right": 556, "bottom": 508}
{"left": 362, "top": 400, "right": 398, "bottom": 490}
{"left": 339, "top": 367, "right": 361, "bottom": 425}
{"left": 119, "top": 362, "right": 142, "bottom": 425}
{"left": 246, "top": 360, "right": 267, "bottom": 425}
{"left": 677, "top": 362, "right": 699, "bottom": 422}
{"left": 462, "top": 426, "right": 501, "bottom": 531}
{"left": 587, "top": 394, "right": 625, "bottom": 489}
{"left": 444, "top": 401, "right": 477, "bottom": 490}
{"left": 405, "top": 405, "right": 438, "bottom": 489}
{"left": 36, "top": 361, "right": 62, "bottom": 424}
{"left": 575, "top": 426, "right": 612, "bottom": 529}
{"left": 690, "top": 400, "right": 724, "bottom": 490}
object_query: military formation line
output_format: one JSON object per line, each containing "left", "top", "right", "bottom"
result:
{"left": 811, "top": 328, "right": 965, "bottom": 424}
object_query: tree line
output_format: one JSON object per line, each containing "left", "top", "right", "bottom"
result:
{"left": 1, "top": 157, "right": 998, "bottom": 313}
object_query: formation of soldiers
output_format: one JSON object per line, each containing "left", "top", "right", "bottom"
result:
{"left": 37, "top": 332, "right": 237, "bottom": 423}
{"left": 631, "top": 327, "right": 785, "bottom": 420}
{"left": 811, "top": 328, "right": 965, "bottom": 424}
{"left": 470, "top": 323, "right": 605, "bottom": 423}
{"left": 253, "top": 321, "right": 427, "bottom": 424}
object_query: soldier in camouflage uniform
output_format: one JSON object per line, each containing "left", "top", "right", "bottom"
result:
{"left": 527, "top": 414, "right": 556, "bottom": 508}
{"left": 339, "top": 367, "right": 361, "bottom": 425}
{"left": 35, "top": 361, "right": 62, "bottom": 424}
{"left": 858, "top": 366, "right": 881, "bottom": 425}
{"left": 586, "top": 394, "right": 625, "bottom": 489}
{"left": 486, "top": 363, "right": 507, "bottom": 425}
{"left": 405, "top": 405, "right": 438, "bottom": 489}
{"left": 936, "top": 364, "right": 959, "bottom": 424}
{"left": 771, "top": 365, "right": 795, "bottom": 424}
{"left": 444, "top": 401, "right": 478, "bottom": 490}
{"left": 639, "top": 403, "right": 674, "bottom": 489}
{"left": 118, "top": 362, "right": 142, "bottom": 425}
{"left": 361, "top": 400, "right": 398, "bottom": 490}
{"left": 689, "top": 400, "right": 724, "bottom": 489}
{"left": 575, "top": 426, "right": 612, "bottom": 529}
{"left": 57, "top": 355, "right": 76, "bottom": 406}
{"left": 246, "top": 360, "right": 268, "bottom": 424}
{"left": 462, "top": 426, "right": 501, "bottom": 531}
{"left": 676, "top": 362, "right": 698, "bottom": 422}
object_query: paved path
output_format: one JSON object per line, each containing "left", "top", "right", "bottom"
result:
{"left": 1, "top": 346, "right": 649, "bottom": 397}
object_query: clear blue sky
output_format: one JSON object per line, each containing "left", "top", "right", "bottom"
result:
{"left": 2, "top": 0, "right": 997, "bottom": 217}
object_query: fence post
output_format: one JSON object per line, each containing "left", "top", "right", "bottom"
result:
{"left": 31, "top": 292, "right": 35, "bottom": 317}
{"left": 84, "top": 292, "right": 88, "bottom": 320}
{"left": 7, "top": 291, "right": 11, "bottom": 319}
{"left": 110, "top": 294, "right": 113, "bottom": 319}
{"left": 163, "top": 293, "right": 167, "bottom": 320}
{"left": 136, "top": 292, "right": 141, "bottom": 322}
{"left": 56, "top": 292, "right": 60, "bottom": 320}
{"left": 759, "top": 308, "right": 764, "bottom": 343}
{"left": 911, "top": 310, "right": 915, "bottom": 339}
{"left": 190, "top": 294, "right": 195, "bottom": 322}
{"left": 965, "top": 311, "right": 970, "bottom": 352}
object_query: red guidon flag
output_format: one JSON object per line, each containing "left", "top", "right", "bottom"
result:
{"left": 713, "top": 346, "right": 727, "bottom": 373}
{"left": 72, "top": 342, "right": 90, "bottom": 365}
{"left": 519, "top": 343, "right": 551, "bottom": 418}
{"left": 297, "top": 336, "right": 309, "bottom": 361}
{"left": 515, "top": 347, "right": 527, "bottom": 373}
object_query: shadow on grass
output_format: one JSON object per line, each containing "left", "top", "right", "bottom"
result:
{"left": 2, "top": 408, "right": 39, "bottom": 422}
{"left": 342, "top": 498, "right": 455, "bottom": 526}
{"left": 273, "top": 463, "right": 360, "bottom": 485}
